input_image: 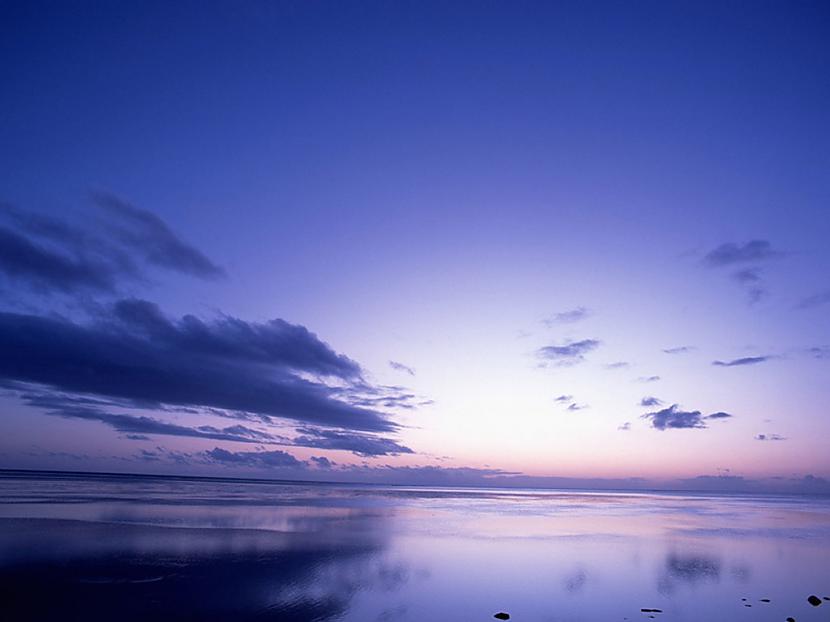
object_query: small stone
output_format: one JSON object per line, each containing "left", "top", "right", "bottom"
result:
{"left": 494, "top": 613, "right": 510, "bottom": 621}
{"left": 807, "top": 595, "right": 822, "bottom": 607}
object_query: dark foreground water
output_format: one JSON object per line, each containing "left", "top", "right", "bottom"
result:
{"left": 0, "top": 471, "right": 828, "bottom": 621}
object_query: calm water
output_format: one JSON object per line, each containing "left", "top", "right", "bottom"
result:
{"left": 0, "top": 471, "right": 828, "bottom": 621}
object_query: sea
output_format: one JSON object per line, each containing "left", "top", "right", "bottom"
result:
{"left": 0, "top": 469, "right": 828, "bottom": 621}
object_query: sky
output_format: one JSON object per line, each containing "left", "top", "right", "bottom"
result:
{"left": 1, "top": 0, "right": 829, "bottom": 493}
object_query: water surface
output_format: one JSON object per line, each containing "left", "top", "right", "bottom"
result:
{"left": 1, "top": 470, "right": 828, "bottom": 621}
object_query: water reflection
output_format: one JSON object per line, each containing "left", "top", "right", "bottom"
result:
{"left": 1, "top": 472, "right": 829, "bottom": 621}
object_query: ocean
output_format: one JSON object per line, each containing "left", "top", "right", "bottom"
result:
{"left": 0, "top": 470, "right": 828, "bottom": 621}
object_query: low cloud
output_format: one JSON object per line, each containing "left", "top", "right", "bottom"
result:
{"left": 205, "top": 447, "right": 304, "bottom": 468}
{"left": 537, "top": 339, "right": 600, "bottom": 366}
{"left": 642, "top": 404, "right": 733, "bottom": 430}
{"left": 0, "top": 300, "right": 401, "bottom": 432}
{"left": 292, "top": 427, "right": 413, "bottom": 457}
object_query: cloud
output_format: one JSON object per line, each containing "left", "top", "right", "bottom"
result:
{"left": 640, "top": 396, "right": 662, "bottom": 407}
{"left": 292, "top": 427, "right": 413, "bottom": 457}
{"left": 310, "top": 456, "right": 334, "bottom": 469}
{"left": 537, "top": 339, "right": 600, "bottom": 366}
{"left": 21, "top": 392, "right": 281, "bottom": 444}
{"left": 642, "top": 404, "right": 733, "bottom": 430}
{"left": 637, "top": 375, "right": 661, "bottom": 383}
{"left": 0, "top": 199, "right": 223, "bottom": 295}
{"left": 0, "top": 226, "right": 117, "bottom": 293}
{"left": 567, "top": 403, "right": 588, "bottom": 411}
{"left": 797, "top": 289, "right": 830, "bottom": 310}
{"left": 618, "top": 422, "right": 631, "bottom": 431}
{"left": 0, "top": 300, "right": 398, "bottom": 432}
{"left": 703, "top": 240, "right": 780, "bottom": 267}
{"left": 755, "top": 433, "right": 786, "bottom": 441}
{"left": 554, "top": 394, "right": 573, "bottom": 403}
{"left": 92, "top": 192, "right": 225, "bottom": 279}
{"left": 205, "top": 447, "right": 305, "bottom": 468}
{"left": 543, "top": 306, "right": 591, "bottom": 325}
{"left": 389, "top": 361, "right": 415, "bottom": 376}
{"left": 808, "top": 346, "right": 830, "bottom": 359}
{"left": 663, "top": 346, "right": 694, "bottom": 355}
{"left": 712, "top": 356, "right": 771, "bottom": 367}
{"left": 604, "top": 361, "right": 630, "bottom": 370}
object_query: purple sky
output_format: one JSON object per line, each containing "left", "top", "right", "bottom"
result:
{"left": 1, "top": 1, "right": 829, "bottom": 493}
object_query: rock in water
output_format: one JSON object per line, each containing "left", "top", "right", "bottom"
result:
{"left": 786, "top": 618, "right": 795, "bottom": 622}
{"left": 807, "top": 595, "right": 822, "bottom": 607}
{"left": 494, "top": 613, "right": 510, "bottom": 620}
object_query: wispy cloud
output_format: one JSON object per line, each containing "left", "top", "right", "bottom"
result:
{"left": 0, "top": 197, "right": 224, "bottom": 295}
{"left": 92, "top": 192, "right": 225, "bottom": 279}
{"left": 797, "top": 289, "right": 830, "bottom": 310}
{"left": 712, "top": 356, "right": 772, "bottom": 367}
{"left": 663, "top": 346, "right": 694, "bottom": 355}
{"left": 554, "top": 394, "right": 573, "bottom": 403}
{"left": 543, "top": 306, "right": 591, "bottom": 326}
{"left": 618, "top": 422, "right": 631, "bottom": 431}
{"left": 389, "top": 360, "right": 415, "bottom": 376}
{"left": 567, "top": 403, "right": 588, "bottom": 412}
{"left": 703, "top": 240, "right": 781, "bottom": 267}
{"left": 640, "top": 396, "right": 662, "bottom": 407}
{"left": 537, "top": 339, "right": 600, "bottom": 366}
{"left": 755, "top": 433, "right": 786, "bottom": 441}
{"left": 636, "top": 375, "right": 661, "bottom": 383}
{"left": 604, "top": 361, "right": 630, "bottom": 370}
{"left": 642, "top": 404, "right": 733, "bottom": 430}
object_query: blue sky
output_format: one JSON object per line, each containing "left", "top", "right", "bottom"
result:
{"left": 1, "top": 1, "right": 829, "bottom": 492}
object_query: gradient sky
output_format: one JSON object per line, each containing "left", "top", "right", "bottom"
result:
{"left": 1, "top": 0, "right": 829, "bottom": 492}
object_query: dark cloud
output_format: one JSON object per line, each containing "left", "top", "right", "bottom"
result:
{"left": 642, "top": 404, "right": 733, "bottom": 430}
{"left": 703, "top": 240, "right": 780, "bottom": 267}
{"left": 21, "top": 392, "right": 280, "bottom": 443}
{"left": 663, "top": 346, "right": 694, "bottom": 355}
{"left": 755, "top": 433, "right": 786, "bottom": 441}
{"left": 537, "top": 339, "right": 600, "bottom": 366}
{"left": 543, "top": 306, "right": 591, "bottom": 325}
{"left": 0, "top": 198, "right": 223, "bottom": 295}
{"left": 92, "top": 192, "right": 225, "bottom": 279}
{"left": 640, "top": 396, "right": 662, "bottom": 407}
{"left": 0, "top": 226, "right": 117, "bottom": 293}
{"left": 712, "top": 356, "right": 771, "bottom": 367}
{"left": 293, "top": 427, "right": 413, "bottom": 457}
{"left": 205, "top": 447, "right": 304, "bottom": 468}
{"left": 0, "top": 301, "right": 396, "bottom": 432}
{"left": 797, "top": 289, "right": 830, "bottom": 310}
{"left": 388, "top": 361, "right": 415, "bottom": 376}
{"left": 310, "top": 456, "right": 334, "bottom": 469}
